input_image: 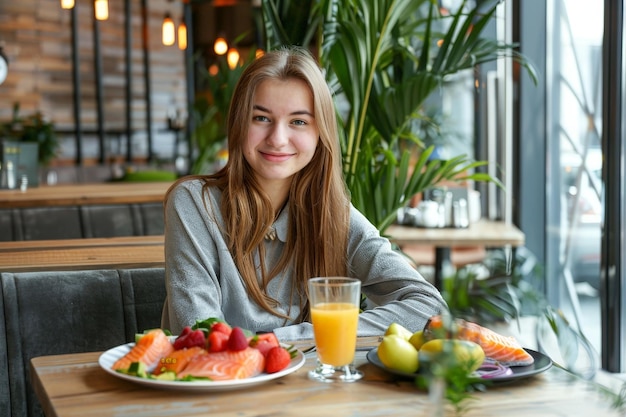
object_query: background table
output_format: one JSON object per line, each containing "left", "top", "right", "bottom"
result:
{"left": 387, "top": 219, "right": 526, "bottom": 288}
{"left": 0, "top": 236, "right": 164, "bottom": 272}
{"left": 0, "top": 181, "right": 172, "bottom": 208}
{"left": 30, "top": 337, "right": 622, "bottom": 417}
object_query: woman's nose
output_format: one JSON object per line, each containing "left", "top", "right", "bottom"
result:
{"left": 266, "top": 123, "right": 289, "bottom": 146}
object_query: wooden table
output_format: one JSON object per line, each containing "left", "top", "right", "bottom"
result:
{"left": 0, "top": 181, "right": 172, "bottom": 208}
{"left": 387, "top": 219, "right": 525, "bottom": 288}
{"left": 387, "top": 219, "right": 525, "bottom": 247}
{"left": 30, "top": 337, "right": 621, "bottom": 417}
{"left": 0, "top": 236, "right": 164, "bottom": 272}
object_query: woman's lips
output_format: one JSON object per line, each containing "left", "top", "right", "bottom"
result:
{"left": 260, "top": 151, "right": 294, "bottom": 162}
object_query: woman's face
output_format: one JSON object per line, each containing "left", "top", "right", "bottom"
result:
{"left": 244, "top": 78, "right": 320, "bottom": 195}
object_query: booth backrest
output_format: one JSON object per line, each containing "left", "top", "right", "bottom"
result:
{"left": 0, "top": 203, "right": 164, "bottom": 241}
{"left": 0, "top": 267, "right": 166, "bottom": 417}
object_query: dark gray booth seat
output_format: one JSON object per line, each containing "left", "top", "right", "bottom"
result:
{"left": 0, "top": 268, "right": 166, "bottom": 417}
{"left": 0, "top": 202, "right": 164, "bottom": 241}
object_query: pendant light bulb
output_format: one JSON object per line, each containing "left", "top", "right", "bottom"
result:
{"left": 94, "top": 0, "right": 109, "bottom": 20}
{"left": 227, "top": 48, "right": 240, "bottom": 69}
{"left": 214, "top": 37, "right": 228, "bottom": 56}
{"left": 178, "top": 22, "right": 187, "bottom": 50}
{"left": 162, "top": 14, "right": 176, "bottom": 46}
{"left": 61, "top": 0, "right": 75, "bottom": 9}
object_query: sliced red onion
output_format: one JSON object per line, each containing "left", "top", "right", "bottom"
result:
{"left": 474, "top": 363, "right": 513, "bottom": 379}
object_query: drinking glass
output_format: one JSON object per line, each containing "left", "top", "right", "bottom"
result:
{"left": 308, "top": 277, "right": 363, "bottom": 382}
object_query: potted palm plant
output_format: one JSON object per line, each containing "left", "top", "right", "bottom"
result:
{"left": 261, "top": 0, "right": 537, "bottom": 233}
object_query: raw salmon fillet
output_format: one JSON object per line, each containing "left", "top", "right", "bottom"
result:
{"left": 178, "top": 347, "right": 265, "bottom": 380}
{"left": 112, "top": 329, "right": 174, "bottom": 371}
{"left": 426, "top": 315, "right": 535, "bottom": 366}
{"left": 152, "top": 346, "right": 206, "bottom": 375}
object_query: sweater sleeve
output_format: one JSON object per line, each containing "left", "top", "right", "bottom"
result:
{"left": 161, "top": 180, "right": 226, "bottom": 334}
{"left": 347, "top": 206, "right": 448, "bottom": 335}
{"left": 275, "top": 207, "right": 448, "bottom": 341}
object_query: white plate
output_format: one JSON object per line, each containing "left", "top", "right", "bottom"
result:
{"left": 98, "top": 342, "right": 306, "bottom": 391}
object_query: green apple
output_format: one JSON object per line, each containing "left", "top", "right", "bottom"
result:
{"left": 408, "top": 330, "right": 425, "bottom": 350}
{"left": 384, "top": 322, "right": 413, "bottom": 341}
{"left": 418, "top": 339, "right": 485, "bottom": 373}
{"left": 377, "top": 334, "right": 419, "bottom": 373}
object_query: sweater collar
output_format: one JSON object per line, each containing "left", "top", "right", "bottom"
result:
{"left": 268, "top": 203, "right": 288, "bottom": 242}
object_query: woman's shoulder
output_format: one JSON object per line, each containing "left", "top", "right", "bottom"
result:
{"left": 348, "top": 204, "right": 374, "bottom": 226}
{"left": 169, "top": 176, "right": 216, "bottom": 194}
{"left": 348, "top": 204, "right": 381, "bottom": 237}
{"left": 167, "top": 176, "right": 222, "bottom": 205}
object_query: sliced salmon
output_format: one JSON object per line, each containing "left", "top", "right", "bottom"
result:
{"left": 152, "top": 346, "right": 206, "bottom": 375}
{"left": 112, "top": 329, "right": 175, "bottom": 371}
{"left": 426, "top": 315, "right": 535, "bottom": 366}
{"left": 177, "top": 347, "right": 265, "bottom": 380}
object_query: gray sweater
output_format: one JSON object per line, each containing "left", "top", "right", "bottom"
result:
{"left": 161, "top": 178, "right": 447, "bottom": 341}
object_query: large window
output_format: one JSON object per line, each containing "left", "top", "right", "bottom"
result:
{"left": 546, "top": 0, "right": 603, "bottom": 356}
{"left": 515, "top": 0, "right": 626, "bottom": 372}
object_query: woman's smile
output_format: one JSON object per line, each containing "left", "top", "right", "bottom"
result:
{"left": 259, "top": 151, "right": 296, "bottom": 162}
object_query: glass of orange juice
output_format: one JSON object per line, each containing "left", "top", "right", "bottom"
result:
{"left": 308, "top": 277, "right": 363, "bottom": 382}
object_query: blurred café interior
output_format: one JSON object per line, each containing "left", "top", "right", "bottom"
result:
{"left": 0, "top": 0, "right": 258, "bottom": 182}
{"left": 1, "top": 0, "right": 626, "bottom": 406}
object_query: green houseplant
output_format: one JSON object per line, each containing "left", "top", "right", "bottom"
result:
{"left": 190, "top": 47, "right": 255, "bottom": 175}
{"left": 261, "top": 0, "right": 537, "bottom": 233}
{"left": 0, "top": 102, "right": 59, "bottom": 166}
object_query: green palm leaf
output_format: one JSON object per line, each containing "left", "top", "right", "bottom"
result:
{"left": 261, "top": 0, "right": 318, "bottom": 49}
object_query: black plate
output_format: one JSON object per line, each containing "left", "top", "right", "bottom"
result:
{"left": 366, "top": 347, "right": 552, "bottom": 383}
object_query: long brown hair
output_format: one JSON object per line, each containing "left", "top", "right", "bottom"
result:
{"left": 166, "top": 46, "right": 350, "bottom": 321}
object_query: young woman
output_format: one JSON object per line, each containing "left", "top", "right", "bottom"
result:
{"left": 161, "top": 46, "right": 446, "bottom": 340}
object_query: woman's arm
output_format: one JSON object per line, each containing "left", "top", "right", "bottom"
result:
{"left": 161, "top": 180, "right": 226, "bottom": 334}
{"left": 347, "top": 206, "right": 448, "bottom": 335}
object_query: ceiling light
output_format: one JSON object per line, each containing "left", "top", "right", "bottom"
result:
{"left": 60, "top": 0, "right": 75, "bottom": 9}
{"left": 178, "top": 21, "right": 187, "bottom": 50}
{"left": 214, "top": 37, "right": 228, "bottom": 55}
{"left": 162, "top": 14, "right": 175, "bottom": 46}
{"left": 94, "top": 0, "right": 109, "bottom": 21}
{"left": 227, "top": 48, "right": 240, "bottom": 69}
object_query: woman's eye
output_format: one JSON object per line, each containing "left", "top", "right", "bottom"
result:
{"left": 292, "top": 119, "right": 307, "bottom": 126}
{"left": 253, "top": 115, "right": 269, "bottom": 122}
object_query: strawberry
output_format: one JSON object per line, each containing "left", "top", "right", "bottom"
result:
{"left": 252, "top": 340, "right": 276, "bottom": 358}
{"left": 178, "top": 326, "right": 192, "bottom": 338}
{"left": 173, "top": 327, "right": 192, "bottom": 350}
{"left": 207, "top": 330, "right": 230, "bottom": 352}
{"left": 264, "top": 346, "right": 295, "bottom": 373}
{"left": 173, "top": 328, "right": 205, "bottom": 350}
{"left": 249, "top": 333, "right": 280, "bottom": 358}
{"left": 211, "top": 321, "right": 232, "bottom": 336}
{"left": 227, "top": 327, "right": 248, "bottom": 351}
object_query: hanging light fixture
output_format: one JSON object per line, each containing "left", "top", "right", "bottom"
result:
{"left": 162, "top": 13, "right": 176, "bottom": 46}
{"left": 60, "top": 0, "right": 75, "bottom": 9}
{"left": 177, "top": 21, "right": 187, "bottom": 50}
{"left": 227, "top": 48, "right": 240, "bottom": 69}
{"left": 94, "top": 0, "right": 109, "bottom": 20}
{"left": 214, "top": 37, "right": 228, "bottom": 56}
